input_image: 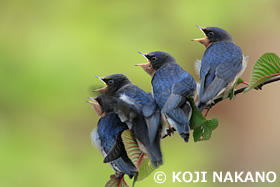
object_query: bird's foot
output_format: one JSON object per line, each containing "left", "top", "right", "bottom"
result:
{"left": 166, "top": 127, "right": 176, "bottom": 137}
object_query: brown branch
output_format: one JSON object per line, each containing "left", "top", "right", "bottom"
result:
{"left": 211, "top": 75, "right": 280, "bottom": 107}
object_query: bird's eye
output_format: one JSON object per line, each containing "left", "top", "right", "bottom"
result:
{"left": 108, "top": 79, "right": 114, "bottom": 85}
{"left": 208, "top": 32, "right": 214, "bottom": 37}
{"left": 151, "top": 56, "right": 157, "bottom": 61}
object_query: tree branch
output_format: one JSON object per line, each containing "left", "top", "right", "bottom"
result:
{"left": 211, "top": 75, "right": 280, "bottom": 107}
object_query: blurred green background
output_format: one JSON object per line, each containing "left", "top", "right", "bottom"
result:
{"left": 1, "top": 0, "right": 280, "bottom": 186}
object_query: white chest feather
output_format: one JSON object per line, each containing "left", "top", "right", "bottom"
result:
{"left": 90, "top": 129, "right": 122, "bottom": 175}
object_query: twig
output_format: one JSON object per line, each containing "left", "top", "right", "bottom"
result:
{"left": 211, "top": 75, "right": 280, "bottom": 106}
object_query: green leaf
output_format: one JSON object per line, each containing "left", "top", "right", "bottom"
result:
{"left": 244, "top": 53, "right": 280, "bottom": 92}
{"left": 205, "top": 118, "right": 219, "bottom": 130}
{"left": 105, "top": 174, "right": 130, "bottom": 187}
{"left": 189, "top": 98, "right": 219, "bottom": 142}
{"left": 193, "top": 124, "right": 211, "bottom": 142}
{"left": 121, "top": 130, "right": 157, "bottom": 184}
{"left": 189, "top": 98, "right": 207, "bottom": 130}
{"left": 193, "top": 118, "right": 218, "bottom": 142}
{"left": 229, "top": 78, "right": 244, "bottom": 100}
{"left": 121, "top": 129, "right": 141, "bottom": 167}
{"left": 136, "top": 154, "right": 156, "bottom": 181}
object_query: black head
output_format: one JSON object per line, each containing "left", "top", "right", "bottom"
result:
{"left": 136, "top": 51, "right": 177, "bottom": 76}
{"left": 193, "top": 25, "right": 234, "bottom": 47}
{"left": 94, "top": 95, "right": 106, "bottom": 112}
{"left": 94, "top": 74, "right": 132, "bottom": 95}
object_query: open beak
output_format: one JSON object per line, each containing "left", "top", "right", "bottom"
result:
{"left": 87, "top": 96, "right": 98, "bottom": 106}
{"left": 93, "top": 76, "right": 107, "bottom": 93}
{"left": 87, "top": 96, "right": 105, "bottom": 117}
{"left": 95, "top": 76, "right": 104, "bottom": 82}
{"left": 192, "top": 25, "right": 207, "bottom": 41}
{"left": 196, "top": 25, "right": 204, "bottom": 33}
{"left": 136, "top": 51, "right": 155, "bottom": 76}
{"left": 135, "top": 51, "right": 150, "bottom": 66}
{"left": 192, "top": 25, "right": 210, "bottom": 47}
{"left": 135, "top": 63, "right": 149, "bottom": 67}
{"left": 138, "top": 51, "right": 146, "bottom": 56}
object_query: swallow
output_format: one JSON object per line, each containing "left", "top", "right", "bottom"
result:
{"left": 137, "top": 51, "right": 197, "bottom": 142}
{"left": 193, "top": 25, "right": 247, "bottom": 112}
{"left": 89, "top": 95, "right": 137, "bottom": 179}
{"left": 95, "top": 74, "right": 163, "bottom": 167}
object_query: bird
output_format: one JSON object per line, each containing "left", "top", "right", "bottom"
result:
{"left": 193, "top": 25, "right": 247, "bottom": 112}
{"left": 137, "top": 51, "right": 197, "bottom": 142}
{"left": 94, "top": 74, "right": 163, "bottom": 167}
{"left": 88, "top": 95, "right": 138, "bottom": 179}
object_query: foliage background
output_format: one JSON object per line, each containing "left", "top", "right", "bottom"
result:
{"left": 0, "top": 0, "right": 280, "bottom": 186}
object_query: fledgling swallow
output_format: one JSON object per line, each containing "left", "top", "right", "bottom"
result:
{"left": 137, "top": 51, "right": 197, "bottom": 142}
{"left": 89, "top": 96, "right": 137, "bottom": 179}
{"left": 95, "top": 74, "right": 163, "bottom": 167}
{"left": 193, "top": 25, "right": 247, "bottom": 111}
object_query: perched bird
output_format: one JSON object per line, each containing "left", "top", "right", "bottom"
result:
{"left": 95, "top": 74, "right": 163, "bottom": 167}
{"left": 89, "top": 95, "right": 137, "bottom": 179}
{"left": 137, "top": 51, "right": 197, "bottom": 142}
{"left": 193, "top": 25, "right": 247, "bottom": 112}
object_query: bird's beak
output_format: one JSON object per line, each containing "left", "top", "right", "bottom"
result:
{"left": 95, "top": 76, "right": 104, "bottom": 82}
{"left": 135, "top": 51, "right": 151, "bottom": 66}
{"left": 138, "top": 51, "right": 146, "bottom": 56}
{"left": 93, "top": 76, "right": 108, "bottom": 93}
{"left": 87, "top": 97, "right": 105, "bottom": 117}
{"left": 87, "top": 96, "right": 98, "bottom": 106}
{"left": 192, "top": 25, "right": 210, "bottom": 47}
{"left": 135, "top": 63, "right": 149, "bottom": 67}
{"left": 138, "top": 51, "right": 149, "bottom": 60}
{"left": 192, "top": 25, "right": 207, "bottom": 41}
{"left": 136, "top": 51, "right": 155, "bottom": 76}
{"left": 196, "top": 25, "right": 204, "bottom": 33}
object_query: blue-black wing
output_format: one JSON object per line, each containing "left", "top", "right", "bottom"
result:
{"left": 199, "top": 42, "right": 243, "bottom": 106}
{"left": 172, "top": 72, "right": 197, "bottom": 96}
{"left": 119, "top": 85, "right": 161, "bottom": 144}
{"left": 95, "top": 113, "right": 137, "bottom": 178}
